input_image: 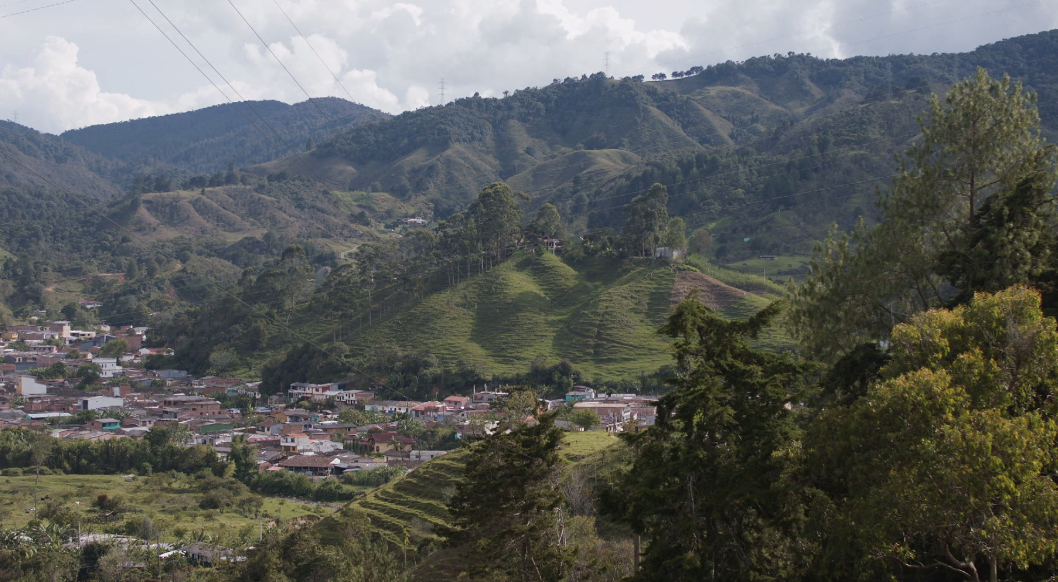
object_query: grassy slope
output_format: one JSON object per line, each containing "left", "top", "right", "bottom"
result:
{"left": 353, "top": 253, "right": 677, "bottom": 380}
{"left": 316, "top": 431, "right": 623, "bottom": 571}
{"left": 0, "top": 474, "right": 324, "bottom": 538}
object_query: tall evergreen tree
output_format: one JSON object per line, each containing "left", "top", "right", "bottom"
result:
{"left": 445, "top": 413, "right": 572, "bottom": 581}
{"left": 603, "top": 295, "right": 816, "bottom": 581}
{"left": 622, "top": 183, "right": 669, "bottom": 257}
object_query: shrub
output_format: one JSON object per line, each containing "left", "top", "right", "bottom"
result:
{"left": 341, "top": 466, "right": 408, "bottom": 487}
{"left": 199, "top": 488, "right": 236, "bottom": 510}
{"left": 93, "top": 493, "right": 128, "bottom": 514}
{"left": 1, "top": 468, "right": 23, "bottom": 477}
{"left": 313, "top": 479, "right": 354, "bottom": 502}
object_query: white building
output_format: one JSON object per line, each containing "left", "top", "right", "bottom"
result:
{"left": 16, "top": 376, "right": 47, "bottom": 397}
{"left": 93, "top": 358, "right": 123, "bottom": 379}
{"left": 81, "top": 396, "right": 124, "bottom": 411}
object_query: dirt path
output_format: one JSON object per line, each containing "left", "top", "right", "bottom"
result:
{"left": 671, "top": 270, "right": 750, "bottom": 310}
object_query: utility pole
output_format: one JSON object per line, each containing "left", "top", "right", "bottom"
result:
{"left": 438, "top": 78, "right": 445, "bottom": 106}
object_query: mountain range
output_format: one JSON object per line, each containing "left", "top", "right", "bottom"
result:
{"left": 3, "top": 28, "right": 1058, "bottom": 382}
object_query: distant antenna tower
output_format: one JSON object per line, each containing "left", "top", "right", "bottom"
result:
{"left": 12, "top": 110, "right": 17, "bottom": 125}
{"left": 439, "top": 78, "right": 446, "bottom": 106}
{"left": 885, "top": 62, "right": 893, "bottom": 100}
{"left": 605, "top": 51, "right": 610, "bottom": 76}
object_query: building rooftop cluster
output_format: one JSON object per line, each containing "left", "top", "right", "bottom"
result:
{"left": 2, "top": 320, "right": 658, "bottom": 479}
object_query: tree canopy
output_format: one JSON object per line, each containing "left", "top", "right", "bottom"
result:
{"left": 790, "top": 68, "right": 1058, "bottom": 359}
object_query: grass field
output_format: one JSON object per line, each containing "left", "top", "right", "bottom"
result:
{"left": 354, "top": 253, "right": 677, "bottom": 380}
{"left": 723, "top": 254, "right": 811, "bottom": 283}
{"left": 0, "top": 474, "right": 328, "bottom": 541}
{"left": 685, "top": 254, "right": 787, "bottom": 294}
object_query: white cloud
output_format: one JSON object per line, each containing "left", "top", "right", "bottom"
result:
{"left": 0, "top": 0, "right": 1054, "bottom": 133}
{"left": 0, "top": 36, "right": 218, "bottom": 133}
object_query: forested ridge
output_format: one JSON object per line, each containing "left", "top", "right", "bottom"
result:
{"left": 61, "top": 97, "right": 390, "bottom": 174}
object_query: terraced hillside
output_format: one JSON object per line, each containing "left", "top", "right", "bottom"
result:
{"left": 353, "top": 252, "right": 679, "bottom": 379}
{"left": 348, "top": 449, "right": 468, "bottom": 549}
{"left": 312, "top": 432, "right": 625, "bottom": 582}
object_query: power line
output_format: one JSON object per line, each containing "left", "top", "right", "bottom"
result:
{"left": 131, "top": 0, "right": 393, "bottom": 244}
{"left": 0, "top": 0, "right": 78, "bottom": 18}
{"left": 140, "top": 0, "right": 330, "bottom": 190}
{"left": 224, "top": 0, "right": 392, "bottom": 190}
{"left": 0, "top": 0, "right": 45, "bottom": 8}
{"left": 268, "top": 0, "right": 404, "bottom": 163}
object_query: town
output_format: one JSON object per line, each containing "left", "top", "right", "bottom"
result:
{"left": 0, "top": 318, "right": 657, "bottom": 479}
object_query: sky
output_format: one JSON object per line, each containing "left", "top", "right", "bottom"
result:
{"left": 0, "top": 0, "right": 1055, "bottom": 134}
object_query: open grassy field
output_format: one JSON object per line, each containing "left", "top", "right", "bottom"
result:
{"left": 685, "top": 253, "right": 786, "bottom": 294}
{"left": 0, "top": 473, "right": 329, "bottom": 541}
{"left": 723, "top": 254, "right": 811, "bottom": 283}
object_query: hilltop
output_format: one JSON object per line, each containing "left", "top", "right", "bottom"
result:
{"left": 61, "top": 97, "right": 389, "bottom": 174}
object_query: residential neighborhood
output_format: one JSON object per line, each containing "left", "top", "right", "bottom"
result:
{"left": 0, "top": 322, "right": 657, "bottom": 482}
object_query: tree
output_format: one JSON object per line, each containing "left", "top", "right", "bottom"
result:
{"left": 492, "top": 388, "right": 540, "bottom": 422}
{"left": 571, "top": 409, "right": 600, "bottom": 431}
{"left": 790, "top": 68, "right": 1058, "bottom": 359}
{"left": 468, "top": 182, "right": 529, "bottom": 268}
{"left": 29, "top": 428, "right": 53, "bottom": 514}
{"left": 603, "top": 294, "right": 815, "bottom": 580}
{"left": 531, "top": 202, "right": 565, "bottom": 240}
{"left": 75, "top": 362, "right": 102, "bottom": 387}
{"left": 687, "top": 227, "right": 713, "bottom": 256}
{"left": 662, "top": 217, "right": 686, "bottom": 251}
{"left": 936, "top": 172, "right": 1057, "bottom": 306}
{"left": 445, "top": 413, "right": 572, "bottom": 580}
{"left": 809, "top": 286, "right": 1058, "bottom": 580}
{"left": 228, "top": 435, "right": 258, "bottom": 482}
{"left": 208, "top": 347, "right": 238, "bottom": 374}
{"left": 396, "top": 417, "right": 425, "bottom": 440}
{"left": 98, "top": 338, "right": 129, "bottom": 358}
{"left": 623, "top": 183, "right": 669, "bottom": 257}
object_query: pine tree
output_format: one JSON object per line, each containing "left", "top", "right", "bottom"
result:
{"left": 790, "top": 68, "right": 1058, "bottom": 359}
{"left": 445, "top": 413, "right": 572, "bottom": 581}
{"left": 603, "top": 295, "right": 815, "bottom": 580}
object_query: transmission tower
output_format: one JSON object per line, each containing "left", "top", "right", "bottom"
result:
{"left": 605, "top": 51, "right": 610, "bottom": 76}
{"left": 439, "top": 78, "right": 446, "bottom": 106}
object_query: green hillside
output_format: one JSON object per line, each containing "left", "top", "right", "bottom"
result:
{"left": 353, "top": 252, "right": 678, "bottom": 379}
{"left": 312, "top": 431, "right": 624, "bottom": 581}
